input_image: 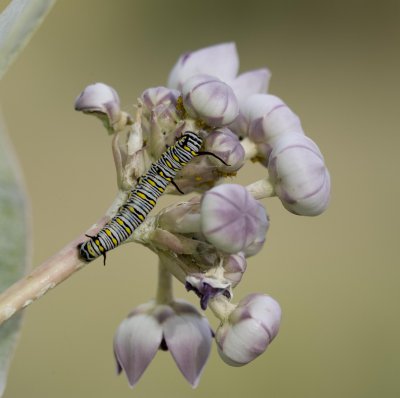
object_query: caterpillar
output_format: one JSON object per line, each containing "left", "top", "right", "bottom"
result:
{"left": 79, "top": 131, "right": 224, "bottom": 263}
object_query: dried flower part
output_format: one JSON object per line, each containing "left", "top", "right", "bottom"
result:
{"left": 168, "top": 42, "right": 239, "bottom": 91}
{"left": 203, "top": 128, "right": 245, "bottom": 172}
{"left": 182, "top": 74, "right": 239, "bottom": 127}
{"left": 141, "top": 86, "right": 180, "bottom": 114}
{"left": 114, "top": 300, "right": 212, "bottom": 388}
{"left": 215, "top": 294, "right": 281, "bottom": 366}
{"left": 268, "top": 133, "right": 331, "bottom": 216}
{"left": 139, "top": 87, "right": 182, "bottom": 159}
{"left": 222, "top": 252, "right": 247, "bottom": 287}
{"left": 240, "top": 94, "right": 303, "bottom": 144}
{"left": 200, "top": 184, "right": 269, "bottom": 254}
{"left": 171, "top": 156, "right": 221, "bottom": 194}
{"left": 157, "top": 196, "right": 201, "bottom": 234}
{"left": 74, "top": 82, "right": 126, "bottom": 132}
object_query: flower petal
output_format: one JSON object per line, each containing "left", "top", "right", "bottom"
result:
{"left": 230, "top": 69, "right": 271, "bottom": 104}
{"left": 113, "top": 313, "right": 163, "bottom": 388}
{"left": 163, "top": 301, "right": 213, "bottom": 388}
{"left": 168, "top": 42, "right": 239, "bottom": 91}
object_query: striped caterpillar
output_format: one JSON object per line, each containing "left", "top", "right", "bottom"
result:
{"left": 79, "top": 131, "right": 224, "bottom": 263}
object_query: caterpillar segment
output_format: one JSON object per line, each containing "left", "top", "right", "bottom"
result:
{"left": 78, "top": 132, "right": 204, "bottom": 263}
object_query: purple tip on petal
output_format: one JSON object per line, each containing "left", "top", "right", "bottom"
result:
{"left": 186, "top": 280, "right": 230, "bottom": 310}
{"left": 181, "top": 51, "right": 191, "bottom": 64}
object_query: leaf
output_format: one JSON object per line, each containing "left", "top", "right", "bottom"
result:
{"left": 0, "top": 114, "right": 31, "bottom": 397}
{"left": 0, "top": 0, "right": 56, "bottom": 80}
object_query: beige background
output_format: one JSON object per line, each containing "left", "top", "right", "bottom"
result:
{"left": 1, "top": 0, "right": 399, "bottom": 397}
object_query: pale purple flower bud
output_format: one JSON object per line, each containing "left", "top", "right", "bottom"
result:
{"left": 222, "top": 253, "right": 247, "bottom": 287}
{"left": 182, "top": 74, "right": 239, "bottom": 127}
{"left": 242, "top": 94, "right": 303, "bottom": 143}
{"left": 74, "top": 82, "right": 121, "bottom": 126}
{"left": 204, "top": 128, "right": 245, "bottom": 172}
{"left": 168, "top": 42, "right": 239, "bottom": 91}
{"left": 200, "top": 184, "right": 269, "bottom": 254}
{"left": 268, "top": 133, "right": 331, "bottom": 216}
{"left": 228, "top": 70, "right": 271, "bottom": 138}
{"left": 230, "top": 69, "right": 271, "bottom": 105}
{"left": 114, "top": 300, "right": 213, "bottom": 388}
{"left": 216, "top": 294, "right": 281, "bottom": 366}
{"left": 141, "top": 86, "right": 180, "bottom": 114}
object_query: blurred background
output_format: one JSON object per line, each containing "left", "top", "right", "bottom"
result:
{"left": 0, "top": 0, "right": 399, "bottom": 397}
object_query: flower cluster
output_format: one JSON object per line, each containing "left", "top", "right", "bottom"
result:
{"left": 75, "top": 43, "right": 330, "bottom": 388}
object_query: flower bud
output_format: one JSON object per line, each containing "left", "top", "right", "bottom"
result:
{"left": 168, "top": 42, "right": 239, "bottom": 91}
{"left": 242, "top": 94, "right": 303, "bottom": 143}
{"left": 222, "top": 253, "right": 247, "bottom": 287}
{"left": 200, "top": 184, "right": 269, "bottom": 254}
{"left": 215, "top": 294, "right": 281, "bottom": 366}
{"left": 204, "top": 128, "right": 245, "bottom": 172}
{"left": 74, "top": 82, "right": 123, "bottom": 129}
{"left": 268, "top": 133, "right": 331, "bottom": 216}
{"left": 182, "top": 74, "right": 239, "bottom": 127}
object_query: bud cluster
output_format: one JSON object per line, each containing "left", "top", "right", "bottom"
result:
{"left": 74, "top": 42, "right": 330, "bottom": 388}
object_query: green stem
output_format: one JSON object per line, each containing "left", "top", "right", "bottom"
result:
{"left": 156, "top": 260, "right": 174, "bottom": 305}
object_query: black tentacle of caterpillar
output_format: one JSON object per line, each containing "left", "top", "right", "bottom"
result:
{"left": 78, "top": 131, "right": 227, "bottom": 264}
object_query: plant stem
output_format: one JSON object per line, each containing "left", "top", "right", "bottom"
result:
{"left": 0, "top": 190, "right": 129, "bottom": 327}
{"left": 0, "top": 217, "right": 106, "bottom": 326}
{"left": 156, "top": 260, "right": 173, "bottom": 305}
{"left": 246, "top": 177, "right": 275, "bottom": 199}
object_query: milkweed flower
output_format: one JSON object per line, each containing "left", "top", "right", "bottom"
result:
{"left": 215, "top": 294, "right": 281, "bottom": 366}
{"left": 114, "top": 300, "right": 213, "bottom": 388}
{"left": 72, "top": 41, "right": 330, "bottom": 390}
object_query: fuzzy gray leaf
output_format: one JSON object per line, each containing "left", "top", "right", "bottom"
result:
{"left": 0, "top": 0, "right": 56, "bottom": 79}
